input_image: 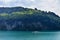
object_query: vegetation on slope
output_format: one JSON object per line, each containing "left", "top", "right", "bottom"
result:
{"left": 0, "top": 7, "right": 60, "bottom": 31}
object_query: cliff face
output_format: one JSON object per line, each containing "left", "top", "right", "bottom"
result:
{"left": 0, "top": 7, "right": 60, "bottom": 31}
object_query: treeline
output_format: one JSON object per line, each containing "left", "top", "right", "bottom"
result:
{"left": 0, "top": 7, "right": 60, "bottom": 31}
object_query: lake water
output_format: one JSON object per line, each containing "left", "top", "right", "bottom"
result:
{"left": 0, "top": 31, "right": 60, "bottom": 40}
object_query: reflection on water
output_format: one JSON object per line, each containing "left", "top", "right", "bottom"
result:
{"left": 0, "top": 31, "right": 60, "bottom": 40}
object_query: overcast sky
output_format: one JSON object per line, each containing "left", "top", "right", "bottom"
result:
{"left": 0, "top": 0, "right": 60, "bottom": 16}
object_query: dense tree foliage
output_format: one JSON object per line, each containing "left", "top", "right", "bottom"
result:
{"left": 0, "top": 7, "right": 60, "bottom": 31}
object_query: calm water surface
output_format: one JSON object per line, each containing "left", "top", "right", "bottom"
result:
{"left": 0, "top": 31, "right": 60, "bottom": 40}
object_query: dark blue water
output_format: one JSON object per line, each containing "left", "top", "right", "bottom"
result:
{"left": 0, "top": 31, "right": 60, "bottom": 40}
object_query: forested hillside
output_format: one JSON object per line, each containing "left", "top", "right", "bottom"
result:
{"left": 0, "top": 7, "right": 60, "bottom": 31}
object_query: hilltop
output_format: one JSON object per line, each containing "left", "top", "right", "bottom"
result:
{"left": 0, "top": 7, "right": 60, "bottom": 31}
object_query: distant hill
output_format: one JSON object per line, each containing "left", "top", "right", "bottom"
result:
{"left": 0, "top": 7, "right": 60, "bottom": 31}
{"left": 0, "top": 7, "right": 31, "bottom": 13}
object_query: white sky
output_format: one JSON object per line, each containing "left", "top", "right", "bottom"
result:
{"left": 0, "top": 0, "right": 60, "bottom": 16}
